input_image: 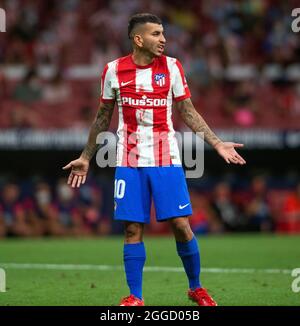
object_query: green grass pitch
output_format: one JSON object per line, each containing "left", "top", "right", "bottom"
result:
{"left": 0, "top": 234, "right": 299, "bottom": 306}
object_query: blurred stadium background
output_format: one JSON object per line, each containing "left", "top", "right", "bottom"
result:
{"left": 0, "top": 0, "right": 300, "bottom": 306}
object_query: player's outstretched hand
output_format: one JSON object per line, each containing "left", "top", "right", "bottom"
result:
{"left": 62, "top": 157, "right": 89, "bottom": 188}
{"left": 215, "top": 142, "right": 246, "bottom": 165}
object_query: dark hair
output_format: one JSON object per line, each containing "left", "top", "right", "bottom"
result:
{"left": 128, "top": 13, "right": 162, "bottom": 39}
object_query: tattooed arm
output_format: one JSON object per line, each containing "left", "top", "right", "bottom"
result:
{"left": 176, "top": 98, "right": 246, "bottom": 165}
{"left": 63, "top": 101, "right": 115, "bottom": 188}
{"left": 81, "top": 101, "right": 115, "bottom": 161}
{"left": 176, "top": 98, "right": 221, "bottom": 148}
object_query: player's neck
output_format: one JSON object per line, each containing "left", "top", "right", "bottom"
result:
{"left": 132, "top": 49, "right": 155, "bottom": 66}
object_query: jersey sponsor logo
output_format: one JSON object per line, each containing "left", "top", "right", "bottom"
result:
{"left": 179, "top": 203, "right": 190, "bottom": 209}
{"left": 154, "top": 73, "right": 166, "bottom": 87}
{"left": 121, "top": 95, "right": 167, "bottom": 107}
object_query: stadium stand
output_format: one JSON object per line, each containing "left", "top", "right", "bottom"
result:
{"left": 0, "top": 0, "right": 300, "bottom": 236}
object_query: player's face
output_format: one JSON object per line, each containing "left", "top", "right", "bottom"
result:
{"left": 139, "top": 23, "right": 166, "bottom": 57}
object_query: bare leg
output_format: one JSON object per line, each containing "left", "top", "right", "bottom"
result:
{"left": 168, "top": 216, "right": 194, "bottom": 242}
{"left": 124, "top": 222, "right": 144, "bottom": 243}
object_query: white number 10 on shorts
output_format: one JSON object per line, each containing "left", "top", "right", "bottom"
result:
{"left": 114, "top": 179, "right": 126, "bottom": 199}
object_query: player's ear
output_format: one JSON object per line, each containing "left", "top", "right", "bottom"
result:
{"left": 133, "top": 34, "right": 143, "bottom": 48}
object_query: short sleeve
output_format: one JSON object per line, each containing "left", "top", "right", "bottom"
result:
{"left": 100, "top": 63, "right": 115, "bottom": 103}
{"left": 172, "top": 59, "right": 191, "bottom": 102}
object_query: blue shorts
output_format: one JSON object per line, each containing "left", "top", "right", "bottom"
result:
{"left": 114, "top": 166, "right": 192, "bottom": 223}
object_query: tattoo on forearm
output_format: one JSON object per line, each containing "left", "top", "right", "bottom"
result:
{"left": 177, "top": 99, "right": 221, "bottom": 147}
{"left": 81, "top": 103, "right": 114, "bottom": 160}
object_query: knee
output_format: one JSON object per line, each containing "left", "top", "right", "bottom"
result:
{"left": 170, "top": 217, "right": 193, "bottom": 242}
{"left": 124, "top": 222, "right": 144, "bottom": 243}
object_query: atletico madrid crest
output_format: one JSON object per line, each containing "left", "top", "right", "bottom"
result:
{"left": 154, "top": 73, "right": 166, "bottom": 87}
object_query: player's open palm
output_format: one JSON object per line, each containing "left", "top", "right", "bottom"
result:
{"left": 62, "top": 157, "right": 89, "bottom": 188}
{"left": 215, "top": 142, "right": 246, "bottom": 165}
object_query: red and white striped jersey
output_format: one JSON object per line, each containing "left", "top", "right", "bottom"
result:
{"left": 100, "top": 54, "right": 191, "bottom": 167}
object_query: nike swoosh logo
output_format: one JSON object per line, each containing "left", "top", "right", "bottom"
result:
{"left": 179, "top": 203, "right": 190, "bottom": 209}
{"left": 121, "top": 80, "right": 134, "bottom": 87}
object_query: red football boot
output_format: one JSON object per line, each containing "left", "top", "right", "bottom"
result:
{"left": 188, "top": 288, "right": 217, "bottom": 306}
{"left": 119, "top": 294, "right": 145, "bottom": 306}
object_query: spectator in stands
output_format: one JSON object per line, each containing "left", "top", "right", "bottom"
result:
{"left": 91, "top": 32, "right": 121, "bottom": 68}
{"left": 211, "top": 182, "right": 245, "bottom": 232}
{"left": 0, "top": 1, "right": 299, "bottom": 130}
{"left": 189, "top": 189, "right": 222, "bottom": 234}
{"left": 43, "top": 71, "right": 71, "bottom": 104}
{"left": 245, "top": 176, "right": 273, "bottom": 232}
{"left": 30, "top": 181, "right": 63, "bottom": 236}
{"left": 72, "top": 105, "right": 95, "bottom": 130}
{"left": 292, "top": 83, "right": 300, "bottom": 116}
{"left": 274, "top": 81, "right": 300, "bottom": 120}
{"left": 13, "top": 68, "right": 43, "bottom": 103}
{"left": 224, "top": 80, "right": 258, "bottom": 127}
{"left": 4, "top": 37, "right": 27, "bottom": 64}
{"left": 0, "top": 182, "right": 32, "bottom": 236}
{"left": 9, "top": 104, "right": 39, "bottom": 129}
{"left": 0, "top": 71, "right": 7, "bottom": 100}
{"left": 0, "top": 209, "right": 6, "bottom": 237}
{"left": 23, "top": 196, "right": 45, "bottom": 237}
{"left": 279, "top": 182, "right": 300, "bottom": 233}
{"left": 55, "top": 178, "right": 89, "bottom": 236}
{"left": 78, "top": 183, "right": 110, "bottom": 235}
